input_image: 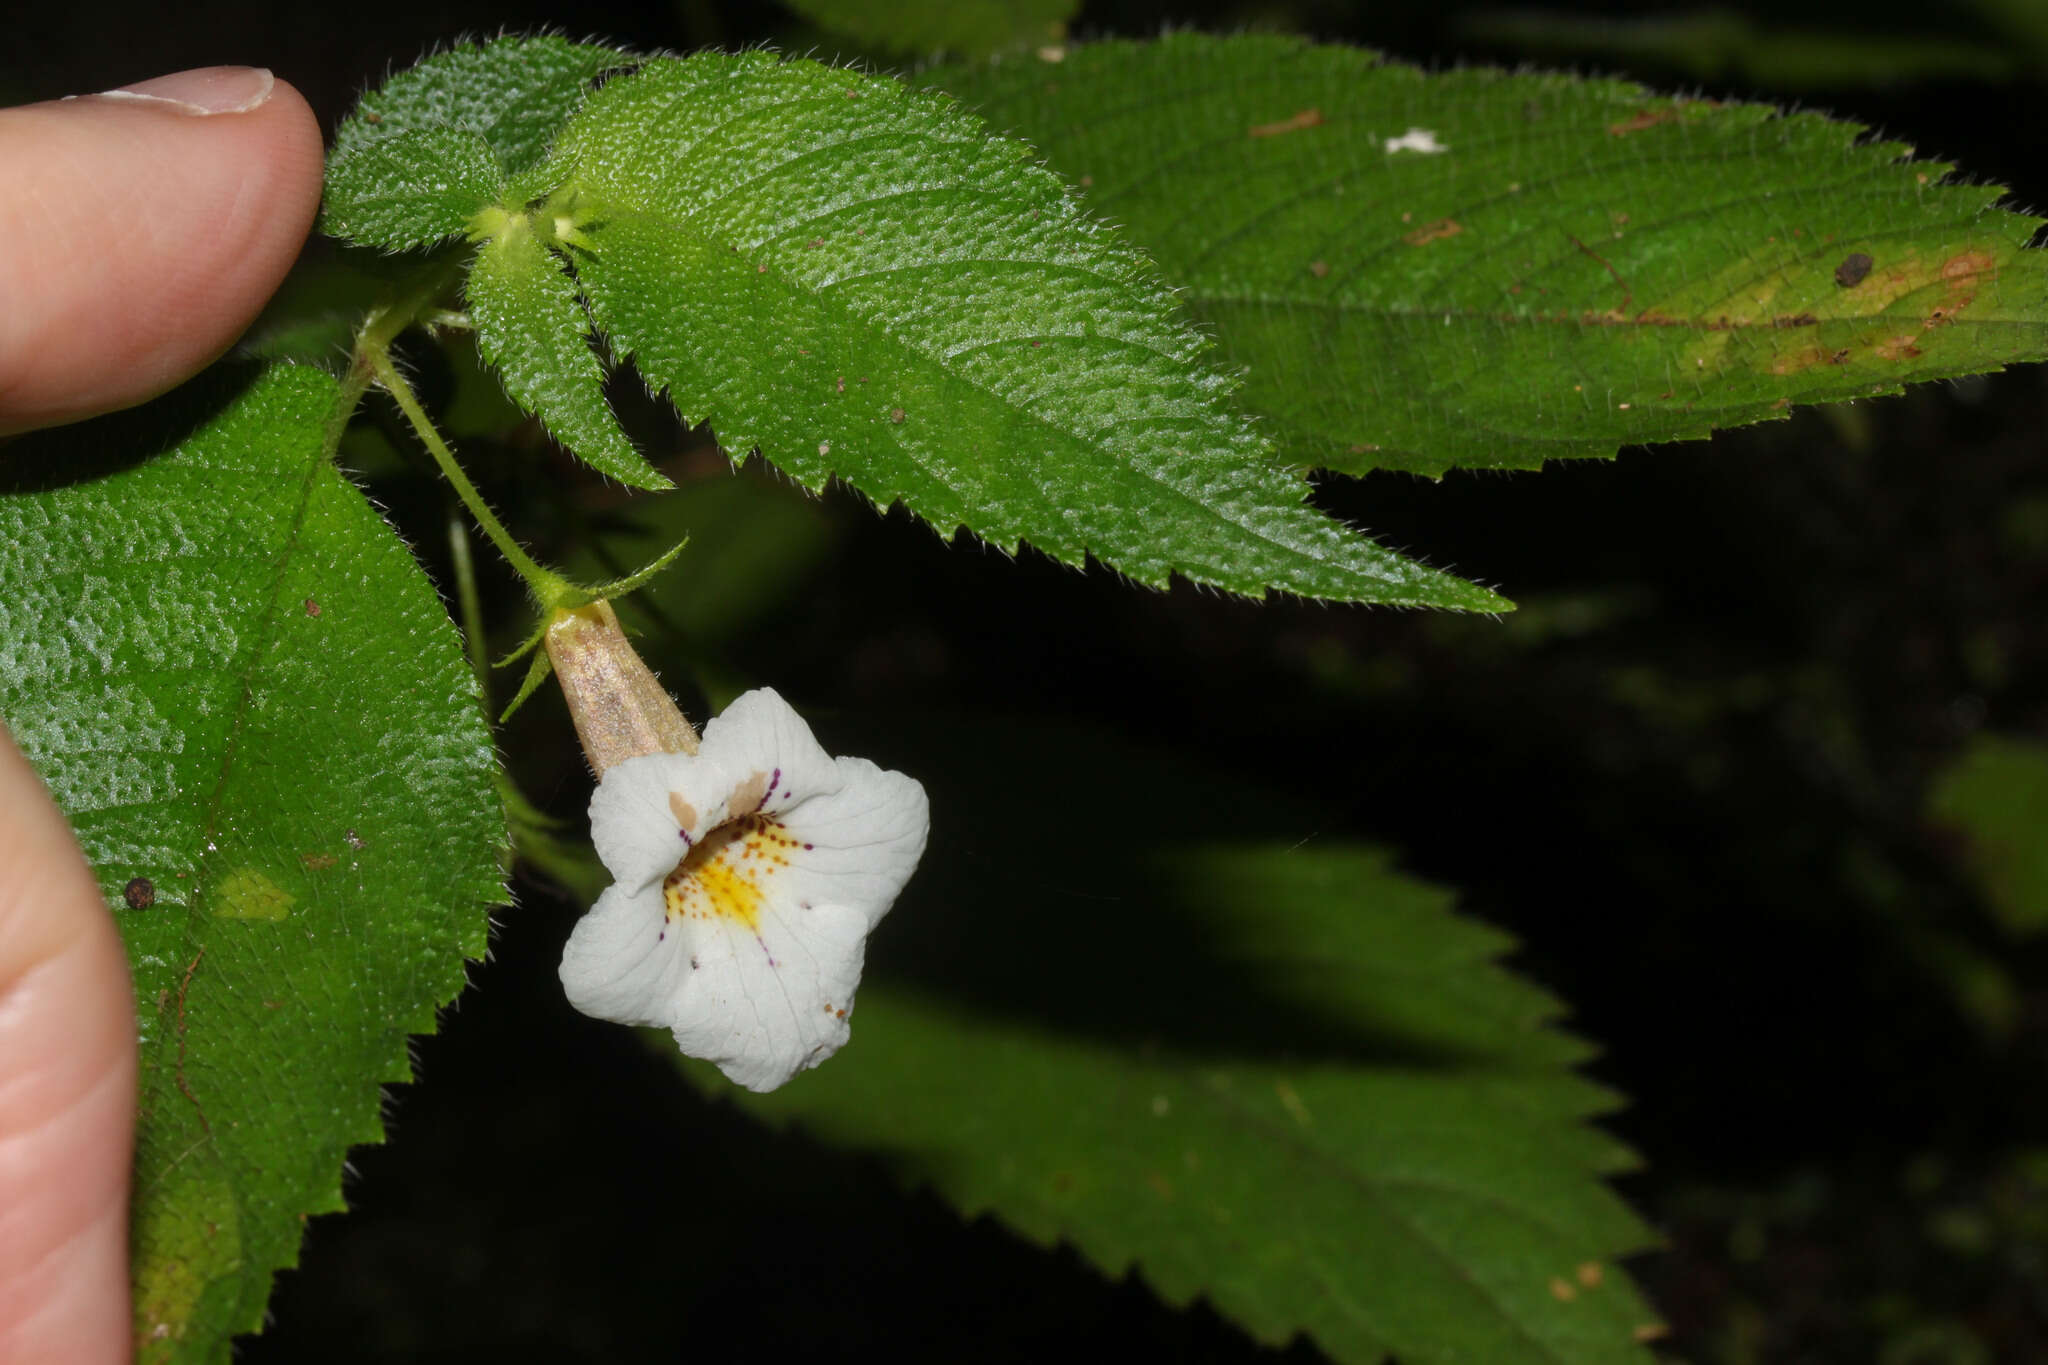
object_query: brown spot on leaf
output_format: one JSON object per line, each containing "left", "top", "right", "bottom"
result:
{"left": 1609, "top": 107, "right": 1678, "bottom": 136}
{"left": 1309, "top": 260, "right": 1330, "bottom": 277}
{"left": 1248, "top": 107, "right": 1324, "bottom": 138}
{"left": 303, "top": 597, "right": 321, "bottom": 617}
{"left": 1634, "top": 1323, "right": 1671, "bottom": 1343}
{"left": 124, "top": 876, "right": 156, "bottom": 910}
{"left": 1576, "top": 1261, "right": 1604, "bottom": 1288}
{"left": 1931, "top": 250, "right": 1997, "bottom": 324}
{"left": 1769, "top": 340, "right": 1830, "bottom": 373}
{"left": 1875, "top": 334, "right": 1925, "bottom": 362}
{"left": 1773, "top": 313, "right": 1818, "bottom": 328}
{"left": 1943, "top": 250, "right": 1994, "bottom": 281}
{"left": 300, "top": 852, "right": 337, "bottom": 871}
{"left": 1403, "top": 218, "right": 1463, "bottom": 247}
{"left": 1834, "top": 252, "right": 1874, "bottom": 288}
{"left": 1549, "top": 1276, "right": 1578, "bottom": 1301}
{"left": 890, "top": 407, "right": 906, "bottom": 424}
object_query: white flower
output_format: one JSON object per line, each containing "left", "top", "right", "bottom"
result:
{"left": 558, "top": 687, "right": 928, "bottom": 1092}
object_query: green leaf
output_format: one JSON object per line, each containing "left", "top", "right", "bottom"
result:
{"left": 468, "top": 223, "right": 670, "bottom": 488}
{"left": 678, "top": 720, "right": 1658, "bottom": 1364}
{"left": 785, "top": 0, "right": 1077, "bottom": 58}
{"left": 1461, "top": 11, "right": 2018, "bottom": 89}
{"left": 477, "top": 50, "right": 1497, "bottom": 608}
{"left": 323, "top": 127, "right": 504, "bottom": 249}
{"left": 1928, "top": 733, "right": 2048, "bottom": 936}
{"left": 330, "top": 34, "right": 628, "bottom": 175}
{"left": 0, "top": 364, "right": 503, "bottom": 1361}
{"left": 710, "top": 845, "right": 1658, "bottom": 1363}
{"left": 933, "top": 35, "right": 2048, "bottom": 477}
{"left": 323, "top": 34, "right": 630, "bottom": 249}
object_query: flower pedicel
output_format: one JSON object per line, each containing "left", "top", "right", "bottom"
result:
{"left": 546, "top": 603, "right": 928, "bottom": 1092}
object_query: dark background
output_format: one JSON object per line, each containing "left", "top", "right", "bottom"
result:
{"left": 15, "top": 1, "right": 2048, "bottom": 1360}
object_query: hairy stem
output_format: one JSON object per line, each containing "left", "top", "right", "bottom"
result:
{"left": 363, "top": 344, "right": 570, "bottom": 603}
{"left": 446, "top": 509, "right": 493, "bottom": 706}
{"left": 332, "top": 253, "right": 567, "bottom": 604}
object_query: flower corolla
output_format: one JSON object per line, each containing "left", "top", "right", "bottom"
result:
{"left": 559, "top": 687, "right": 928, "bottom": 1092}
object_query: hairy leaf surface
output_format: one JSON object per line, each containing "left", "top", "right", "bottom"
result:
{"left": 467, "top": 223, "right": 668, "bottom": 488}
{"left": 328, "top": 34, "right": 627, "bottom": 184}
{"left": 470, "top": 50, "right": 1499, "bottom": 607}
{"left": 323, "top": 35, "right": 668, "bottom": 486}
{"left": 681, "top": 720, "right": 1658, "bottom": 1365}
{"left": 0, "top": 365, "right": 503, "bottom": 1362}
{"left": 321, "top": 127, "right": 503, "bottom": 249}
{"left": 935, "top": 35, "right": 2048, "bottom": 476}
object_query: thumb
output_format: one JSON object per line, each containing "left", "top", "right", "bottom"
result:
{"left": 0, "top": 723, "right": 136, "bottom": 1364}
{"left": 0, "top": 67, "right": 324, "bottom": 436}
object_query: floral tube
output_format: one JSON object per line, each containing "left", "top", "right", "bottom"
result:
{"left": 559, "top": 688, "right": 928, "bottom": 1091}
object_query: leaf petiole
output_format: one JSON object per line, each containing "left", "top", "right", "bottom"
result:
{"left": 361, "top": 339, "right": 575, "bottom": 605}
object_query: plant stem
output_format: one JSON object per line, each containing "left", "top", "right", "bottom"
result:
{"left": 364, "top": 344, "right": 568, "bottom": 602}
{"left": 446, "top": 509, "right": 493, "bottom": 706}
{"left": 333, "top": 253, "right": 566, "bottom": 606}
{"left": 336, "top": 255, "right": 459, "bottom": 421}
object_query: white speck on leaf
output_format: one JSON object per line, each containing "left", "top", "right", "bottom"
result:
{"left": 1384, "top": 127, "right": 1449, "bottom": 155}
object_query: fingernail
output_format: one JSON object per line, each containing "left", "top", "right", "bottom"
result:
{"left": 83, "top": 66, "right": 275, "bottom": 116}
